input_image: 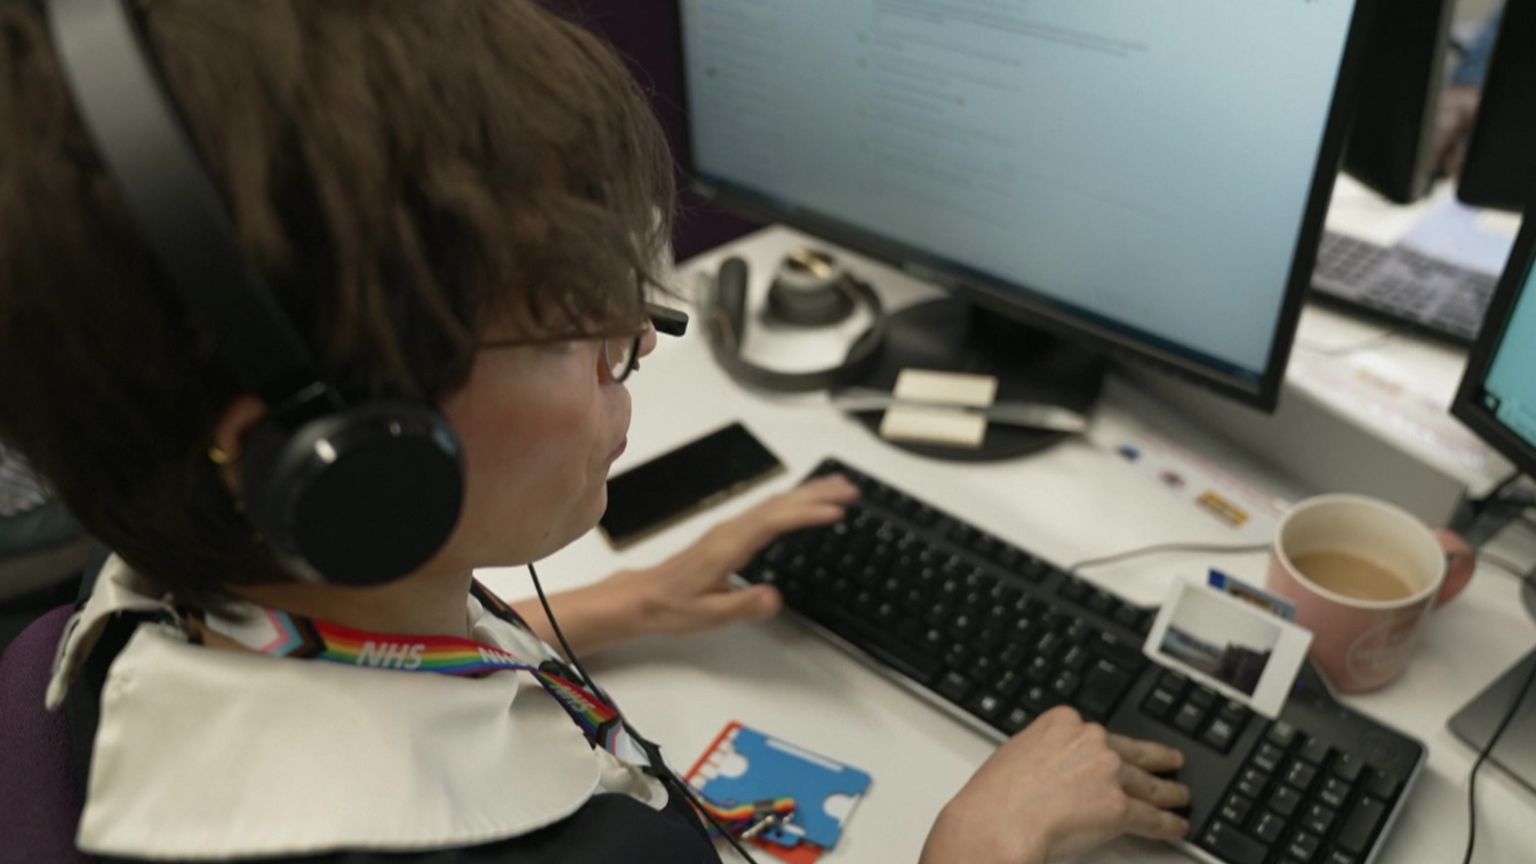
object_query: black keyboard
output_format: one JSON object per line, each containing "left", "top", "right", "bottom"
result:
{"left": 1311, "top": 230, "right": 1498, "bottom": 343}
{"left": 740, "top": 459, "right": 1426, "bottom": 864}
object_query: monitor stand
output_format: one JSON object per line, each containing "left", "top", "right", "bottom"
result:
{"left": 836, "top": 297, "right": 1104, "bottom": 462}
{"left": 1447, "top": 572, "right": 1536, "bottom": 796}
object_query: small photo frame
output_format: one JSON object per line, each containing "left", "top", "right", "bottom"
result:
{"left": 1144, "top": 577, "right": 1313, "bottom": 718}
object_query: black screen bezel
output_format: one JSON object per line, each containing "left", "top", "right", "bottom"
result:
{"left": 674, "top": 0, "right": 1383, "bottom": 411}
{"left": 1451, "top": 195, "right": 1536, "bottom": 478}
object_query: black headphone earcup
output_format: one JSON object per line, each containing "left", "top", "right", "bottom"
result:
{"left": 241, "top": 402, "right": 465, "bottom": 586}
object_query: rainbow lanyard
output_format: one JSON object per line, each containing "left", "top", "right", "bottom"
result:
{"left": 201, "top": 581, "right": 646, "bottom": 768}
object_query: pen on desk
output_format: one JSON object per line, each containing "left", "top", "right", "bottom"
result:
{"left": 829, "top": 388, "right": 1089, "bottom": 433}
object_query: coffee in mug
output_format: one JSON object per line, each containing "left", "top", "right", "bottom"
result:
{"left": 1288, "top": 550, "right": 1416, "bottom": 602}
{"left": 1267, "top": 494, "right": 1473, "bottom": 692}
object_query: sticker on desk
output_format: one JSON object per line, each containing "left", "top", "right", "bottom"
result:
{"left": 1144, "top": 577, "right": 1312, "bottom": 719}
{"left": 685, "top": 722, "right": 871, "bottom": 862}
{"left": 1196, "top": 490, "right": 1249, "bottom": 528}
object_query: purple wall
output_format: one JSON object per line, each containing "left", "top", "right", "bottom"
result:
{"left": 548, "top": 0, "right": 760, "bottom": 261}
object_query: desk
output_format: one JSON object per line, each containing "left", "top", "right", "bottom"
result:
{"left": 480, "top": 225, "right": 1536, "bottom": 863}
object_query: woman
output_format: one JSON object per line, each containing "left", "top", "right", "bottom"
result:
{"left": 0, "top": 1, "right": 1190, "bottom": 861}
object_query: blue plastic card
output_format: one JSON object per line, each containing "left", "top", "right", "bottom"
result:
{"left": 688, "top": 722, "right": 871, "bottom": 851}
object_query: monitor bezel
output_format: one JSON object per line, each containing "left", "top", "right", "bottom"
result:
{"left": 1452, "top": 197, "right": 1536, "bottom": 478}
{"left": 674, "top": 0, "right": 1383, "bottom": 411}
{"left": 1456, "top": 0, "right": 1535, "bottom": 214}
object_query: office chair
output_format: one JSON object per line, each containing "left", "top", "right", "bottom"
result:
{"left": 0, "top": 604, "right": 90, "bottom": 863}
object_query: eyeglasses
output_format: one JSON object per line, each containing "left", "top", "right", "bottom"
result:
{"left": 481, "top": 301, "right": 688, "bottom": 384}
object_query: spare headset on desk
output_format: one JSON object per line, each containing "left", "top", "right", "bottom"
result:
{"left": 705, "top": 253, "right": 888, "bottom": 392}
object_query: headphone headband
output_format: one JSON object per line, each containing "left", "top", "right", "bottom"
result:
{"left": 46, "top": 0, "right": 466, "bottom": 586}
{"left": 46, "top": 0, "right": 322, "bottom": 408}
{"left": 706, "top": 256, "right": 887, "bottom": 392}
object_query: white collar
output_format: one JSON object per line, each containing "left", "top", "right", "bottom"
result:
{"left": 47, "top": 558, "right": 665, "bottom": 860}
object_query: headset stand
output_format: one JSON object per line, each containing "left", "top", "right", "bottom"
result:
{"left": 835, "top": 297, "right": 1104, "bottom": 462}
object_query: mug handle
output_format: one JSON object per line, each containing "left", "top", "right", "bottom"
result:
{"left": 1435, "top": 529, "right": 1476, "bottom": 607}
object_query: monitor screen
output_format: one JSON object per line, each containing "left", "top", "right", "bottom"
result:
{"left": 1456, "top": 211, "right": 1536, "bottom": 476}
{"left": 679, "top": 0, "right": 1369, "bottom": 408}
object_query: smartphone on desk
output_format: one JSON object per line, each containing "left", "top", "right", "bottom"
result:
{"left": 599, "top": 422, "right": 784, "bottom": 548}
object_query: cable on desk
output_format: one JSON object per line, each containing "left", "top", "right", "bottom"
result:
{"left": 1066, "top": 541, "right": 1271, "bottom": 574}
{"left": 1463, "top": 650, "right": 1536, "bottom": 864}
{"left": 1462, "top": 538, "right": 1536, "bottom": 864}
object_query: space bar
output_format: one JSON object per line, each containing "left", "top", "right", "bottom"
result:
{"left": 804, "top": 599, "right": 941, "bottom": 684}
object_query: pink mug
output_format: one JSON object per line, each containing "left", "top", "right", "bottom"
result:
{"left": 1266, "top": 495, "right": 1474, "bottom": 693}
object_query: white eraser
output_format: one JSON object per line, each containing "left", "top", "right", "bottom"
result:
{"left": 879, "top": 405, "right": 987, "bottom": 449}
{"left": 893, "top": 369, "right": 998, "bottom": 408}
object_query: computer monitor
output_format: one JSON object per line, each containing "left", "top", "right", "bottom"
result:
{"left": 1458, "top": 1, "right": 1534, "bottom": 214}
{"left": 1448, "top": 197, "right": 1536, "bottom": 792}
{"left": 678, "top": 0, "right": 1376, "bottom": 437}
{"left": 1340, "top": 0, "right": 1456, "bottom": 204}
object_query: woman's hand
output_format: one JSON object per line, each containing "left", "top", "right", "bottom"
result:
{"left": 610, "top": 474, "right": 860, "bottom": 636}
{"left": 512, "top": 475, "right": 858, "bottom": 655}
{"left": 921, "top": 706, "right": 1189, "bottom": 864}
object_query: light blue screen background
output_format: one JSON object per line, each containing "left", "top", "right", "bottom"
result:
{"left": 682, "top": 0, "right": 1360, "bottom": 379}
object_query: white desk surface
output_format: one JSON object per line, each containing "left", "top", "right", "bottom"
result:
{"left": 480, "top": 220, "right": 1536, "bottom": 863}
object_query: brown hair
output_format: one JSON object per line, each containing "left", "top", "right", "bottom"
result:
{"left": 0, "top": 0, "right": 675, "bottom": 603}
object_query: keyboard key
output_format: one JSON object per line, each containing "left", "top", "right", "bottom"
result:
{"left": 1270, "top": 784, "right": 1302, "bottom": 818}
{"left": 1336, "top": 796, "right": 1386, "bottom": 855}
{"left": 1078, "top": 660, "right": 1131, "bottom": 718}
{"left": 1188, "top": 685, "right": 1218, "bottom": 709}
{"left": 1113, "top": 604, "right": 1145, "bottom": 631}
{"left": 1059, "top": 576, "right": 1090, "bottom": 602}
{"left": 1365, "top": 768, "right": 1402, "bottom": 801}
{"left": 1299, "top": 735, "right": 1331, "bottom": 765}
{"left": 1021, "top": 685, "right": 1054, "bottom": 714}
{"left": 1159, "top": 669, "right": 1190, "bottom": 693}
{"left": 1285, "top": 830, "right": 1321, "bottom": 862}
{"left": 1219, "top": 700, "right": 1250, "bottom": 729}
{"left": 1026, "top": 656, "right": 1053, "bottom": 684}
{"left": 1200, "top": 820, "right": 1269, "bottom": 864}
{"left": 1332, "top": 752, "right": 1364, "bottom": 783}
{"left": 1173, "top": 703, "right": 1205, "bottom": 735}
{"left": 993, "top": 669, "right": 1024, "bottom": 698}
{"left": 1319, "top": 776, "right": 1352, "bottom": 809}
{"left": 1203, "top": 718, "right": 1239, "bottom": 753}
{"left": 1061, "top": 644, "right": 1091, "bottom": 672}
{"left": 1323, "top": 851, "right": 1358, "bottom": 864}
{"left": 1143, "top": 688, "right": 1178, "bottom": 720}
{"left": 1252, "top": 743, "right": 1286, "bottom": 773}
{"left": 1051, "top": 670, "right": 1080, "bottom": 700}
{"left": 999, "top": 705, "right": 1034, "bottom": 734}
{"left": 1220, "top": 793, "right": 1254, "bottom": 827}
{"left": 1253, "top": 811, "right": 1286, "bottom": 844}
{"left": 966, "top": 691, "right": 1003, "bottom": 722}
{"left": 1267, "top": 720, "right": 1299, "bottom": 749}
{"left": 1285, "top": 759, "right": 1318, "bottom": 791}
{"left": 937, "top": 671, "right": 971, "bottom": 703}
{"left": 1303, "top": 803, "right": 1336, "bottom": 836}
{"left": 1236, "top": 768, "right": 1270, "bottom": 799}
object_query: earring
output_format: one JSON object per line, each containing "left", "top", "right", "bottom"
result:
{"left": 207, "top": 445, "right": 244, "bottom": 510}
